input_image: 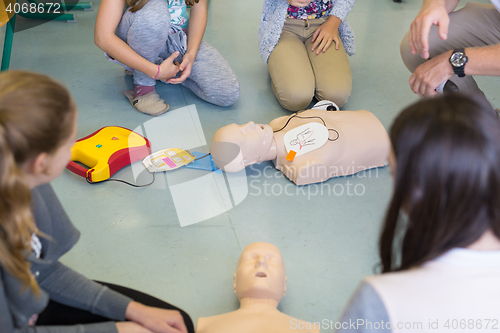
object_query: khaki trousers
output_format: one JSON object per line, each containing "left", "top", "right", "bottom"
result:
{"left": 268, "top": 17, "right": 352, "bottom": 111}
{"left": 400, "top": 2, "right": 500, "bottom": 103}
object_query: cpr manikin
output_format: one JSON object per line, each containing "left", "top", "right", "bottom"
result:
{"left": 211, "top": 103, "right": 390, "bottom": 185}
{"left": 196, "top": 242, "right": 319, "bottom": 333}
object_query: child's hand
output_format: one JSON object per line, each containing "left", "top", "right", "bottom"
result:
{"left": 168, "top": 53, "right": 195, "bottom": 84}
{"left": 286, "top": 0, "right": 312, "bottom": 7}
{"left": 311, "top": 16, "right": 341, "bottom": 55}
{"left": 157, "top": 52, "right": 181, "bottom": 81}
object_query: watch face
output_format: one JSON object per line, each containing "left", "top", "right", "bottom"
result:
{"left": 450, "top": 52, "right": 467, "bottom": 67}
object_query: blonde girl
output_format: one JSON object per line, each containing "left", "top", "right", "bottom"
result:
{"left": 0, "top": 70, "right": 193, "bottom": 333}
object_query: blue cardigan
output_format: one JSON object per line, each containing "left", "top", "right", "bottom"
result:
{"left": 259, "top": 0, "right": 356, "bottom": 63}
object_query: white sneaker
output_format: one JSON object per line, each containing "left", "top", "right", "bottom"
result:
{"left": 312, "top": 100, "right": 339, "bottom": 111}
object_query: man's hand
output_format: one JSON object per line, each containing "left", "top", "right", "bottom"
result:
{"left": 311, "top": 15, "right": 341, "bottom": 55}
{"left": 168, "top": 52, "right": 195, "bottom": 84}
{"left": 409, "top": 50, "right": 453, "bottom": 97}
{"left": 126, "top": 302, "right": 188, "bottom": 333}
{"left": 409, "top": 1, "right": 450, "bottom": 59}
{"left": 286, "top": 0, "right": 312, "bottom": 7}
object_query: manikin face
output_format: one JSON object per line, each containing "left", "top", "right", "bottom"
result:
{"left": 211, "top": 122, "right": 274, "bottom": 172}
{"left": 233, "top": 242, "right": 287, "bottom": 303}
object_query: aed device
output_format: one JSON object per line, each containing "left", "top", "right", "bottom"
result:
{"left": 66, "top": 126, "right": 152, "bottom": 183}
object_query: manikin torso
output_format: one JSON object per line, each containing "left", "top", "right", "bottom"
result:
{"left": 196, "top": 302, "right": 318, "bottom": 333}
{"left": 196, "top": 242, "right": 319, "bottom": 333}
{"left": 269, "top": 109, "right": 390, "bottom": 185}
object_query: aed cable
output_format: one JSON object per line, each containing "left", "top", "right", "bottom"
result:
{"left": 86, "top": 172, "right": 155, "bottom": 187}
{"left": 273, "top": 112, "right": 340, "bottom": 142}
{"left": 193, "top": 153, "right": 211, "bottom": 161}
{"left": 84, "top": 153, "right": 212, "bottom": 187}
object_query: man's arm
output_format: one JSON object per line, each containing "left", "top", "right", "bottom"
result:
{"left": 409, "top": 43, "right": 500, "bottom": 97}
{"left": 464, "top": 44, "right": 500, "bottom": 76}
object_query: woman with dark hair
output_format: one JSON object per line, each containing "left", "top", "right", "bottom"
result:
{"left": 337, "top": 94, "right": 500, "bottom": 333}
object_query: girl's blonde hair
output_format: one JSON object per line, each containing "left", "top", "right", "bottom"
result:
{"left": 0, "top": 70, "right": 76, "bottom": 294}
{"left": 126, "top": 0, "right": 200, "bottom": 13}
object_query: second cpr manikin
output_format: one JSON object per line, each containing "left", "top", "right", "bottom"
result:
{"left": 196, "top": 242, "right": 319, "bottom": 333}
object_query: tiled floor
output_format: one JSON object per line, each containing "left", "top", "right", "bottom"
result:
{"left": 2, "top": 0, "right": 499, "bottom": 331}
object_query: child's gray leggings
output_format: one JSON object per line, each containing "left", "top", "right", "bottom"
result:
{"left": 117, "top": 0, "right": 239, "bottom": 106}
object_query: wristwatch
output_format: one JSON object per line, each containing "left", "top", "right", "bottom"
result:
{"left": 449, "top": 48, "right": 468, "bottom": 78}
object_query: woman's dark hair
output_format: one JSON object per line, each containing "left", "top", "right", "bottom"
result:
{"left": 380, "top": 94, "right": 500, "bottom": 273}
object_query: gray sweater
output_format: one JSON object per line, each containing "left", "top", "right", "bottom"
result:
{"left": 0, "top": 184, "right": 133, "bottom": 333}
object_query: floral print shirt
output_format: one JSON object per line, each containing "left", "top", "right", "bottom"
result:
{"left": 167, "top": 0, "right": 189, "bottom": 28}
{"left": 287, "top": 0, "right": 333, "bottom": 20}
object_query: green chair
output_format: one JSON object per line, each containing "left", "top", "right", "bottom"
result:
{"left": 1, "top": 0, "right": 93, "bottom": 71}
{"left": 1, "top": 15, "right": 16, "bottom": 71}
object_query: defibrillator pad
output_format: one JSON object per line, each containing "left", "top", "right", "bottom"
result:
{"left": 283, "top": 122, "right": 329, "bottom": 157}
{"left": 143, "top": 148, "right": 196, "bottom": 172}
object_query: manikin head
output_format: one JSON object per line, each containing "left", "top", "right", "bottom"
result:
{"left": 233, "top": 242, "right": 287, "bottom": 304}
{"left": 211, "top": 122, "right": 275, "bottom": 172}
